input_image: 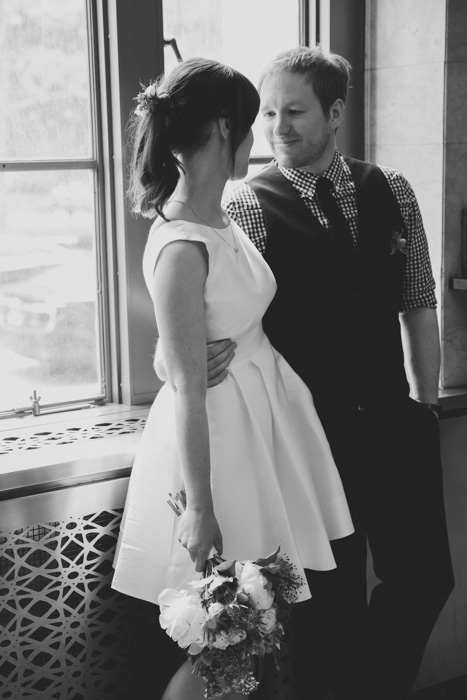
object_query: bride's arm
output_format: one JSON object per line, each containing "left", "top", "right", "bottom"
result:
{"left": 152, "top": 239, "right": 223, "bottom": 571}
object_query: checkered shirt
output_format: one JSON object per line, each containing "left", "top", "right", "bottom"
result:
{"left": 224, "top": 151, "right": 437, "bottom": 311}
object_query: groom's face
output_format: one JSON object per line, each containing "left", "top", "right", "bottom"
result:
{"left": 259, "top": 70, "right": 334, "bottom": 171}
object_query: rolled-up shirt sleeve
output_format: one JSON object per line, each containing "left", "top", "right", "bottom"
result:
{"left": 380, "top": 167, "right": 437, "bottom": 311}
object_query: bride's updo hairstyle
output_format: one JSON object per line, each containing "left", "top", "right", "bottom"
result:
{"left": 128, "top": 57, "right": 260, "bottom": 219}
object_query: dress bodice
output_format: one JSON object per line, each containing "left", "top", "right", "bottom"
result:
{"left": 142, "top": 219, "right": 277, "bottom": 348}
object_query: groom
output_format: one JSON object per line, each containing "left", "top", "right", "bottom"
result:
{"left": 211, "top": 46, "right": 454, "bottom": 700}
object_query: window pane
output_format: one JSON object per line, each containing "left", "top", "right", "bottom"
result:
{"left": 162, "top": 0, "right": 300, "bottom": 157}
{"left": 0, "top": 170, "right": 103, "bottom": 412}
{"left": 0, "top": 0, "right": 92, "bottom": 160}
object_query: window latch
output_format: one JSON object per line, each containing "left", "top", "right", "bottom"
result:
{"left": 12, "top": 390, "right": 97, "bottom": 418}
{"left": 164, "top": 37, "right": 182, "bottom": 61}
{"left": 30, "top": 389, "right": 41, "bottom": 416}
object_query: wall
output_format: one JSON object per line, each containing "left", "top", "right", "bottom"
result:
{"left": 366, "top": 0, "right": 467, "bottom": 388}
{"left": 442, "top": 0, "right": 467, "bottom": 386}
{"left": 366, "top": 0, "right": 445, "bottom": 313}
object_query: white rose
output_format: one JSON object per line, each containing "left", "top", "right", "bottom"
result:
{"left": 207, "top": 602, "right": 224, "bottom": 618}
{"left": 145, "top": 84, "right": 156, "bottom": 97}
{"left": 158, "top": 588, "right": 207, "bottom": 649}
{"left": 212, "top": 630, "right": 230, "bottom": 649}
{"left": 259, "top": 607, "right": 277, "bottom": 635}
{"left": 240, "top": 562, "right": 274, "bottom": 610}
{"left": 228, "top": 628, "right": 247, "bottom": 645}
{"left": 205, "top": 601, "right": 224, "bottom": 629}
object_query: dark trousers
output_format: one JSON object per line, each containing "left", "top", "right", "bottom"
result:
{"left": 288, "top": 399, "right": 454, "bottom": 700}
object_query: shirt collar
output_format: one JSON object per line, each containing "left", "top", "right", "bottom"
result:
{"left": 275, "top": 151, "right": 348, "bottom": 199}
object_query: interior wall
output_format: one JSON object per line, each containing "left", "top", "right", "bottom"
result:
{"left": 366, "top": 0, "right": 467, "bottom": 389}
{"left": 365, "top": 0, "right": 445, "bottom": 316}
{"left": 442, "top": 0, "right": 467, "bottom": 387}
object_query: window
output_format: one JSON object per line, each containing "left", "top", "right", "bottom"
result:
{"left": 162, "top": 0, "right": 303, "bottom": 184}
{"left": 0, "top": 0, "right": 107, "bottom": 415}
{"left": 0, "top": 1, "right": 324, "bottom": 417}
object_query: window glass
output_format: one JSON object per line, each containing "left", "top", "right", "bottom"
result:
{"left": 162, "top": 0, "right": 300, "bottom": 158}
{"left": 0, "top": 0, "right": 92, "bottom": 160}
{"left": 0, "top": 170, "right": 102, "bottom": 411}
{"left": 0, "top": 0, "right": 104, "bottom": 414}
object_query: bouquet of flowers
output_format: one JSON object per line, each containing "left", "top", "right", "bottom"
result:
{"left": 159, "top": 490, "right": 304, "bottom": 698}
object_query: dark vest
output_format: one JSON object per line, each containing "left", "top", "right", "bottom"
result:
{"left": 248, "top": 157, "right": 410, "bottom": 415}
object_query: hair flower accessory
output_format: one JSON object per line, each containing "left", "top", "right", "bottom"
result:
{"left": 134, "top": 81, "right": 168, "bottom": 116}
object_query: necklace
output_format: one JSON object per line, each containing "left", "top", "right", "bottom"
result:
{"left": 171, "top": 200, "right": 239, "bottom": 253}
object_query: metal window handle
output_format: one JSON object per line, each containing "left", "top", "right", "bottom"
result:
{"left": 164, "top": 38, "right": 182, "bottom": 61}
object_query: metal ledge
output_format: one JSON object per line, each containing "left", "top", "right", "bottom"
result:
{"left": 0, "top": 404, "right": 148, "bottom": 500}
{"left": 451, "top": 278, "right": 467, "bottom": 290}
{"left": 439, "top": 387, "right": 467, "bottom": 414}
{"left": 0, "top": 431, "right": 139, "bottom": 501}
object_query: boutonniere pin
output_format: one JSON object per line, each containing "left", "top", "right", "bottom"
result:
{"left": 390, "top": 229, "right": 407, "bottom": 255}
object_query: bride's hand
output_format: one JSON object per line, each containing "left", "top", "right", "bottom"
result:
{"left": 178, "top": 509, "right": 223, "bottom": 572}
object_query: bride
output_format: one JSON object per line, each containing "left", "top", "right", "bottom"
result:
{"left": 111, "top": 57, "right": 353, "bottom": 700}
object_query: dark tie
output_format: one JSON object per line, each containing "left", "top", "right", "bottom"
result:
{"left": 315, "top": 177, "right": 354, "bottom": 251}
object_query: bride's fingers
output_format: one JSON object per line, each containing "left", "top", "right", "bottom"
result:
{"left": 214, "top": 533, "right": 223, "bottom": 557}
{"left": 194, "top": 547, "right": 211, "bottom": 572}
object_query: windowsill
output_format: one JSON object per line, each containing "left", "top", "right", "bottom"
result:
{"left": 0, "top": 401, "right": 149, "bottom": 433}
{"left": 439, "top": 387, "right": 467, "bottom": 412}
{"left": 0, "top": 403, "right": 150, "bottom": 500}
{"left": 1, "top": 389, "right": 466, "bottom": 501}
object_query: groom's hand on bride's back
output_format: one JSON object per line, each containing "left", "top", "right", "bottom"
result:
{"left": 207, "top": 339, "right": 236, "bottom": 387}
{"left": 153, "top": 337, "right": 235, "bottom": 387}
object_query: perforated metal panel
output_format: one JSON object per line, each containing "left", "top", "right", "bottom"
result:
{"left": 0, "top": 417, "right": 146, "bottom": 455}
{"left": 0, "top": 509, "right": 128, "bottom": 699}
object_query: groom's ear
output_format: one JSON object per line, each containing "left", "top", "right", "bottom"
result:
{"left": 328, "top": 99, "right": 345, "bottom": 130}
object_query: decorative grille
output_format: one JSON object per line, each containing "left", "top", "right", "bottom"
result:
{"left": 0, "top": 418, "right": 146, "bottom": 456}
{"left": 0, "top": 505, "right": 295, "bottom": 699}
{"left": 0, "top": 509, "right": 130, "bottom": 699}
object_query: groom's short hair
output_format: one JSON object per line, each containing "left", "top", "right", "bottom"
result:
{"left": 258, "top": 45, "right": 351, "bottom": 115}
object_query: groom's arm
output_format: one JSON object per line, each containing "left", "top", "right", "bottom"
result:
{"left": 400, "top": 306, "right": 440, "bottom": 404}
{"left": 154, "top": 337, "right": 236, "bottom": 388}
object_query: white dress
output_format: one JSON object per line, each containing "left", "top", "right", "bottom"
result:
{"left": 112, "top": 219, "right": 353, "bottom": 604}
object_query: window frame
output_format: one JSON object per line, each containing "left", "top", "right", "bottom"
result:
{"left": 0, "top": 0, "right": 111, "bottom": 418}
{"left": 102, "top": 0, "right": 165, "bottom": 406}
